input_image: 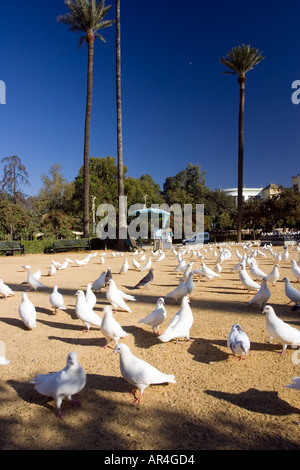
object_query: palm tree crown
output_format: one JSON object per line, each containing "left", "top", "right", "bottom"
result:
{"left": 219, "top": 44, "right": 264, "bottom": 78}
{"left": 57, "top": 0, "right": 114, "bottom": 45}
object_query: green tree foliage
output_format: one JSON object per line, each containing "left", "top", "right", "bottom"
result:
{"left": 0, "top": 200, "right": 31, "bottom": 240}
{"left": 163, "top": 163, "right": 206, "bottom": 206}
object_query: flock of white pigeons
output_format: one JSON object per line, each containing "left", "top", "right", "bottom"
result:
{"left": 1, "top": 240, "right": 300, "bottom": 419}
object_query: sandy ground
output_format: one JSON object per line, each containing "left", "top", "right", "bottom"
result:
{"left": 0, "top": 241, "right": 300, "bottom": 451}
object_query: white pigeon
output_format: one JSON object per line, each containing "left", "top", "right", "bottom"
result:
{"left": 158, "top": 296, "right": 194, "bottom": 343}
{"left": 85, "top": 283, "right": 96, "bottom": 310}
{"left": 248, "top": 278, "right": 271, "bottom": 309}
{"left": 49, "top": 286, "right": 66, "bottom": 314}
{"left": 51, "top": 260, "right": 62, "bottom": 268}
{"left": 22, "top": 264, "right": 31, "bottom": 271}
{"left": 91, "top": 271, "right": 106, "bottom": 292}
{"left": 282, "top": 247, "right": 289, "bottom": 262}
{"left": 30, "top": 351, "right": 86, "bottom": 419}
{"left": 249, "top": 261, "right": 267, "bottom": 281}
{"left": 32, "top": 269, "right": 42, "bottom": 281}
{"left": 238, "top": 265, "right": 260, "bottom": 292}
{"left": 48, "top": 264, "right": 56, "bottom": 276}
{"left": 283, "top": 277, "right": 300, "bottom": 306}
{"left": 0, "top": 340, "right": 10, "bottom": 365}
{"left": 156, "top": 252, "right": 165, "bottom": 262}
{"left": 25, "top": 271, "right": 47, "bottom": 291}
{"left": 265, "top": 264, "right": 280, "bottom": 286}
{"left": 0, "top": 279, "right": 15, "bottom": 299}
{"left": 165, "top": 278, "right": 188, "bottom": 304}
{"left": 58, "top": 260, "right": 69, "bottom": 270}
{"left": 138, "top": 298, "right": 166, "bottom": 335}
{"left": 291, "top": 260, "right": 300, "bottom": 283}
{"left": 100, "top": 305, "right": 128, "bottom": 348}
{"left": 106, "top": 279, "right": 132, "bottom": 313}
{"left": 18, "top": 293, "right": 36, "bottom": 329}
{"left": 262, "top": 305, "right": 300, "bottom": 355}
{"left": 114, "top": 343, "right": 176, "bottom": 404}
{"left": 201, "top": 262, "right": 221, "bottom": 280}
{"left": 141, "top": 257, "right": 152, "bottom": 272}
{"left": 74, "top": 258, "right": 89, "bottom": 267}
{"left": 119, "top": 258, "right": 129, "bottom": 274}
{"left": 132, "top": 258, "right": 141, "bottom": 270}
{"left": 227, "top": 324, "right": 250, "bottom": 360}
{"left": 173, "top": 259, "right": 187, "bottom": 272}
{"left": 75, "top": 290, "right": 102, "bottom": 331}
{"left": 182, "top": 263, "right": 193, "bottom": 282}
{"left": 285, "top": 377, "right": 300, "bottom": 391}
{"left": 185, "top": 272, "right": 194, "bottom": 295}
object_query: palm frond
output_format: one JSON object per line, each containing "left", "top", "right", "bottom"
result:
{"left": 219, "top": 44, "right": 264, "bottom": 77}
{"left": 57, "top": 0, "right": 114, "bottom": 37}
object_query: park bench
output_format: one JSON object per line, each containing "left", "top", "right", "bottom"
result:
{"left": 53, "top": 238, "right": 91, "bottom": 253}
{"left": 0, "top": 240, "right": 25, "bottom": 255}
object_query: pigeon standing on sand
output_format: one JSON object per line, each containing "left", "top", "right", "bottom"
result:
{"left": 138, "top": 298, "right": 166, "bottom": 335}
{"left": 132, "top": 258, "right": 142, "bottom": 270}
{"left": 248, "top": 278, "right": 271, "bottom": 309}
{"left": 283, "top": 277, "right": 300, "bottom": 307}
{"left": 262, "top": 305, "right": 300, "bottom": 355}
{"left": 158, "top": 296, "right": 194, "bottom": 343}
{"left": 85, "top": 283, "right": 97, "bottom": 310}
{"left": 48, "top": 264, "right": 56, "bottom": 276}
{"left": 114, "top": 343, "right": 176, "bottom": 404}
{"left": 141, "top": 257, "right": 152, "bottom": 272}
{"left": 75, "top": 290, "right": 102, "bottom": 331}
{"left": 25, "top": 271, "right": 47, "bottom": 291}
{"left": 18, "top": 293, "right": 36, "bottom": 329}
{"left": 0, "top": 279, "right": 15, "bottom": 299}
{"left": 238, "top": 265, "right": 260, "bottom": 292}
{"left": 134, "top": 268, "right": 154, "bottom": 289}
{"left": 30, "top": 351, "right": 86, "bottom": 419}
{"left": 291, "top": 260, "right": 300, "bottom": 283}
{"left": 227, "top": 324, "right": 250, "bottom": 360}
{"left": 100, "top": 305, "right": 128, "bottom": 348}
{"left": 119, "top": 258, "right": 129, "bottom": 274}
{"left": 265, "top": 264, "right": 280, "bottom": 286}
{"left": 105, "top": 268, "right": 112, "bottom": 286}
{"left": 201, "top": 262, "right": 221, "bottom": 280}
{"left": 106, "top": 280, "right": 133, "bottom": 313}
{"left": 249, "top": 261, "right": 267, "bottom": 281}
{"left": 91, "top": 271, "right": 106, "bottom": 292}
{"left": 185, "top": 272, "right": 194, "bottom": 295}
{"left": 165, "top": 278, "right": 188, "bottom": 304}
{"left": 49, "top": 286, "right": 66, "bottom": 314}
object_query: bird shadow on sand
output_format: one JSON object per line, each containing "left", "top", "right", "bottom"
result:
{"left": 204, "top": 388, "right": 300, "bottom": 416}
{"left": 187, "top": 337, "right": 281, "bottom": 364}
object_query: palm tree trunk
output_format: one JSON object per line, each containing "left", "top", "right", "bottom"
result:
{"left": 237, "top": 76, "right": 246, "bottom": 243}
{"left": 83, "top": 34, "right": 94, "bottom": 238}
{"left": 116, "top": 0, "right": 127, "bottom": 250}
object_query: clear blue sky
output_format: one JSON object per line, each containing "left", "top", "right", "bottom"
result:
{"left": 1, "top": 0, "right": 299, "bottom": 198}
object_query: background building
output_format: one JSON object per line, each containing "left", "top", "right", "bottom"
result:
{"left": 292, "top": 174, "right": 300, "bottom": 192}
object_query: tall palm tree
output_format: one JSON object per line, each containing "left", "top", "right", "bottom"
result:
{"left": 57, "top": 0, "right": 114, "bottom": 238}
{"left": 116, "top": 0, "right": 127, "bottom": 250}
{"left": 219, "top": 44, "right": 264, "bottom": 242}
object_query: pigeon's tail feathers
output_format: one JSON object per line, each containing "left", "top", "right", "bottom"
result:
{"left": 157, "top": 333, "right": 173, "bottom": 343}
{"left": 164, "top": 374, "right": 176, "bottom": 384}
{"left": 285, "top": 377, "right": 300, "bottom": 390}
